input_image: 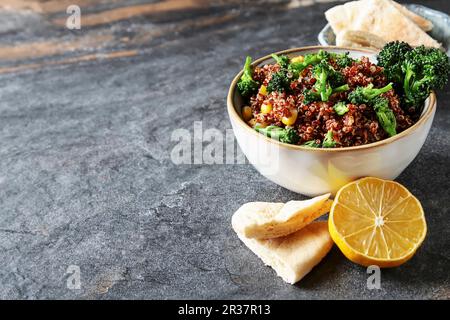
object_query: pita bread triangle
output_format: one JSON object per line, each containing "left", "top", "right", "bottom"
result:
{"left": 325, "top": 0, "right": 440, "bottom": 48}
{"left": 390, "top": 0, "right": 433, "bottom": 31}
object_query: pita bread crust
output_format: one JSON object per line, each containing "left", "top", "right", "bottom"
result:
{"left": 358, "top": 0, "right": 440, "bottom": 47}
{"left": 325, "top": 3, "right": 348, "bottom": 35}
{"left": 231, "top": 194, "right": 331, "bottom": 239}
{"left": 390, "top": 0, "right": 433, "bottom": 31}
{"left": 325, "top": 0, "right": 440, "bottom": 48}
{"left": 236, "top": 221, "right": 333, "bottom": 284}
{"left": 336, "top": 30, "right": 386, "bottom": 50}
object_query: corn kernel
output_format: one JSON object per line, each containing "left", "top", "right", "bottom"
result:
{"left": 242, "top": 106, "right": 253, "bottom": 121}
{"left": 248, "top": 119, "right": 267, "bottom": 128}
{"left": 282, "top": 109, "right": 298, "bottom": 126}
{"left": 291, "top": 55, "right": 304, "bottom": 63}
{"left": 256, "top": 121, "right": 268, "bottom": 128}
{"left": 259, "top": 85, "right": 267, "bottom": 96}
{"left": 247, "top": 118, "right": 257, "bottom": 127}
{"left": 261, "top": 103, "right": 272, "bottom": 114}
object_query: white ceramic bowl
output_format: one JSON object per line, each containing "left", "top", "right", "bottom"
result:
{"left": 227, "top": 46, "right": 436, "bottom": 196}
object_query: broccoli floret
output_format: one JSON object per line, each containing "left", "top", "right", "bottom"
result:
{"left": 271, "top": 54, "right": 290, "bottom": 69}
{"left": 378, "top": 42, "right": 450, "bottom": 113}
{"left": 348, "top": 83, "right": 393, "bottom": 105}
{"left": 401, "top": 46, "right": 450, "bottom": 112}
{"left": 297, "top": 52, "right": 350, "bottom": 105}
{"left": 267, "top": 69, "right": 291, "bottom": 93}
{"left": 377, "top": 41, "right": 413, "bottom": 85}
{"left": 303, "top": 140, "right": 320, "bottom": 148}
{"left": 288, "top": 50, "right": 329, "bottom": 77}
{"left": 330, "top": 52, "right": 355, "bottom": 68}
{"left": 333, "top": 101, "right": 349, "bottom": 116}
{"left": 325, "top": 64, "right": 346, "bottom": 88}
{"left": 311, "top": 61, "right": 346, "bottom": 101}
{"left": 237, "top": 56, "right": 260, "bottom": 97}
{"left": 302, "top": 89, "right": 320, "bottom": 105}
{"left": 287, "top": 50, "right": 348, "bottom": 85}
{"left": 378, "top": 41, "right": 413, "bottom": 68}
{"left": 332, "top": 84, "right": 350, "bottom": 93}
{"left": 268, "top": 54, "right": 294, "bottom": 93}
{"left": 328, "top": 71, "right": 345, "bottom": 88}
{"left": 291, "top": 50, "right": 353, "bottom": 74}
{"left": 255, "top": 125, "right": 299, "bottom": 144}
{"left": 311, "top": 61, "right": 342, "bottom": 99}
{"left": 322, "top": 130, "right": 336, "bottom": 148}
{"left": 312, "top": 61, "right": 334, "bottom": 101}
{"left": 302, "top": 84, "right": 348, "bottom": 105}
{"left": 372, "top": 97, "right": 397, "bottom": 137}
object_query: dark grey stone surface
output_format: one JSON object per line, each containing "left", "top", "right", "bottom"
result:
{"left": 0, "top": 0, "right": 448, "bottom": 299}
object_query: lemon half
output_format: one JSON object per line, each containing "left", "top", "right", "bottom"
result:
{"left": 329, "top": 177, "right": 427, "bottom": 268}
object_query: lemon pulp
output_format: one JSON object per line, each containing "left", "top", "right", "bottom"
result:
{"left": 329, "top": 177, "right": 427, "bottom": 267}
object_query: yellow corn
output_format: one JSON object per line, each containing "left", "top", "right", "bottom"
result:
{"left": 259, "top": 85, "right": 267, "bottom": 96}
{"left": 282, "top": 109, "right": 298, "bottom": 126}
{"left": 248, "top": 119, "right": 267, "bottom": 128}
{"left": 291, "top": 55, "right": 304, "bottom": 63}
{"left": 247, "top": 118, "right": 257, "bottom": 127}
{"left": 260, "top": 103, "right": 272, "bottom": 114}
{"left": 242, "top": 106, "right": 253, "bottom": 121}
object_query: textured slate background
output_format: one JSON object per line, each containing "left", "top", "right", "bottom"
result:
{"left": 0, "top": 0, "right": 448, "bottom": 299}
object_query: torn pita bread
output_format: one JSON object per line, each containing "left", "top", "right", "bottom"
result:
{"left": 231, "top": 193, "right": 331, "bottom": 239}
{"left": 324, "top": 1, "right": 349, "bottom": 35}
{"left": 325, "top": 0, "right": 369, "bottom": 35}
{"left": 236, "top": 221, "right": 333, "bottom": 284}
{"left": 325, "top": 0, "right": 440, "bottom": 48}
{"left": 336, "top": 30, "right": 387, "bottom": 50}
{"left": 390, "top": 0, "right": 433, "bottom": 31}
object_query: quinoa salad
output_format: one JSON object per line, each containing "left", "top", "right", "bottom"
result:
{"left": 236, "top": 42, "right": 449, "bottom": 148}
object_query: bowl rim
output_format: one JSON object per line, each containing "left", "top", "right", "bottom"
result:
{"left": 227, "top": 45, "right": 436, "bottom": 153}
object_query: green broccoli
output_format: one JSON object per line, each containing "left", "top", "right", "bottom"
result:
{"left": 267, "top": 54, "right": 294, "bottom": 93}
{"left": 255, "top": 125, "right": 300, "bottom": 144}
{"left": 302, "top": 84, "right": 348, "bottom": 105}
{"left": 372, "top": 97, "right": 397, "bottom": 137}
{"left": 333, "top": 101, "right": 349, "bottom": 116}
{"left": 378, "top": 41, "right": 413, "bottom": 68}
{"left": 312, "top": 61, "right": 334, "bottom": 101}
{"left": 271, "top": 54, "right": 290, "bottom": 69}
{"left": 348, "top": 83, "right": 393, "bottom": 105}
{"left": 378, "top": 42, "right": 449, "bottom": 113}
{"left": 267, "top": 69, "right": 291, "bottom": 93}
{"left": 302, "top": 89, "right": 320, "bottom": 105}
{"left": 377, "top": 41, "right": 413, "bottom": 85}
{"left": 303, "top": 140, "right": 320, "bottom": 148}
{"left": 332, "top": 84, "right": 350, "bottom": 93}
{"left": 401, "top": 46, "right": 450, "bottom": 112}
{"left": 310, "top": 61, "right": 347, "bottom": 101}
{"left": 328, "top": 72, "right": 346, "bottom": 88}
{"left": 322, "top": 130, "right": 336, "bottom": 148}
{"left": 330, "top": 52, "right": 355, "bottom": 68}
{"left": 288, "top": 50, "right": 329, "bottom": 77}
{"left": 237, "top": 56, "right": 260, "bottom": 97}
